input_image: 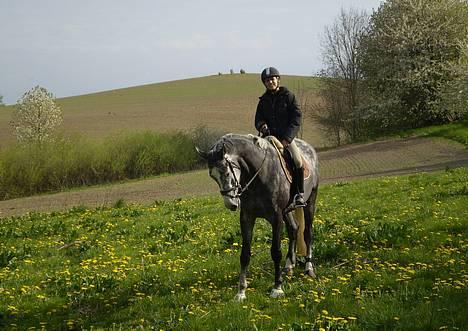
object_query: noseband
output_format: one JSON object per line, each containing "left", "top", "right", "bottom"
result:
{"left": 220, "top": 151, "right": 267, "bottom": 199}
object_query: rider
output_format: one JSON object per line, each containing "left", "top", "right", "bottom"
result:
{"left": 255, "top": 66, "right": 306, "bottom": 209}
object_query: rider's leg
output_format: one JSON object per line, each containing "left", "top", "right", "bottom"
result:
{"left": 287, "top": 140, "right": 306, "bottom": 208}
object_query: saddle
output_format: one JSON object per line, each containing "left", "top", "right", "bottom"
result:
{"left": 266, "top": 136, "right": 311, "bottom": 183}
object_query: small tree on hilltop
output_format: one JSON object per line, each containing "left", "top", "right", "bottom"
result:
{"left": 11, "top": 86, "right": 63, "bottom": 143}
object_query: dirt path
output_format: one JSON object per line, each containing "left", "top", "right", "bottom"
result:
{"left": 1, "top": 136, "right": 467, "bottom": 218}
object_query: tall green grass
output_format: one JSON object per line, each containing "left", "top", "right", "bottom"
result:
{"left": 398, "top": 120, "right": 468, "bottom": 147}
{"left": 0, "top": 168, "right": 466, "bottom": 330}
{"left": 0, "top": 130, "right": 206, "bottom": 200}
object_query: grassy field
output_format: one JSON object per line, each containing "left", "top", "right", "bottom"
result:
{"left": 397, "top": 120, "right": 468, "bottom": 147}
{"left": 0, "top": 74, "right": 326, "bottom": 149}
{"left": 0, "top": 168, "right": 466, "bottom": 330}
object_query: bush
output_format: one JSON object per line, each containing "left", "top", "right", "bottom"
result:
{"left": 0, "top": 130, "right": 201, "bottom": 200}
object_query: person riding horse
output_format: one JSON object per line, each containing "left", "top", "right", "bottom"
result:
{"left": 255, "top": 67, "right": 306, "bottom": 209}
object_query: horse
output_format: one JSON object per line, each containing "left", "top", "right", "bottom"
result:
{"left": 196, "top": 133, "right": 319, "bottom": 301}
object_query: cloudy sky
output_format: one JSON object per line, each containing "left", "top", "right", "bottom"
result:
{"left": 0, "top": 0, "right": 382, "bottom": 104}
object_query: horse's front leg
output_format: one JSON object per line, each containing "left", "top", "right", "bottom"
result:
{"left": 283, "top": 211, "right": 297, "bottom": 275}
{"left": 235, "top": 209, "right": 255, "bottom": 302}
{"left": 304, "top": 188, "right": 318, "bottom": 278}
{"left": 270, "top": 214, "right": 284, "bottom": 298}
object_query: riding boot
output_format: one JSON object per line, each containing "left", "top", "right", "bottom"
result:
{"left": 293, "top": 167, "right": 306, "bottom": 208}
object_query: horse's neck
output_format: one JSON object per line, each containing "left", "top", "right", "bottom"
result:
{"left": 234, "top": 140, "right": 268, "bottom": 178}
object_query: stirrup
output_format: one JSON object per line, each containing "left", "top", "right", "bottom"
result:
{"left": 293, "top": 194, "right": 307, "bottom": 208}
{"left": 284, "top": 194, "right": 307, "bottom": 214}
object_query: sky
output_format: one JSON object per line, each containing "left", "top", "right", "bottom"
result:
{"left": 0, "top": 0, "right": 383, "bottom": 104}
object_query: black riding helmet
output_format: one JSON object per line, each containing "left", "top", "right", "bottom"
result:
{"left": 261, "top": 67, "right": 280, "bottom": 82}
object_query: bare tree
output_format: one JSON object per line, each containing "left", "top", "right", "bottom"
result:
{"left": 291, "top": 80, "right": 313, "bottom": 139}
{"left": 314, "top": 7, "right": 369, "bottom": 144}
{"left": 11, "top": 86, "right": 63, "bottom": 143}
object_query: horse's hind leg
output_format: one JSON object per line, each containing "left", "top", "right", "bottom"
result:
{"left": 304, "top": 187, "right": 318, "bottom": 278}
{"left": 235, "top": 210, "right": 255, "bottom": 302}
{"left": 283, "top": 212, "right": 297, "bottom": 275}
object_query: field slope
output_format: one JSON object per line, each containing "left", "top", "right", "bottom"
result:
{"left": 0, "top": 168, "right": 466, "bottom": 330}
{"left": 0, "top": 74, "right": 324, "bottom": 148}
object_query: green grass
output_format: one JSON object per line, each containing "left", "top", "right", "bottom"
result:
{"left": 398, "top": 120, "right": 468, "bottom": 147}
{"left": 0, "top": 168, "right": 466, "bottom": 330}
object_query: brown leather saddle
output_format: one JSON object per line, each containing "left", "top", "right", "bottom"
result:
{"left": 266, "top": 136, "right": 310, "bottom": 183}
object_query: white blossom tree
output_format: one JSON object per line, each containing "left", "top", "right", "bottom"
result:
{"left": 11, "top": 86, "right": 63, "bottom": 143}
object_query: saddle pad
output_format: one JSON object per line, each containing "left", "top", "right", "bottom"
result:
{"left": 267, "top": 136, "right": 311, "bottom": 183}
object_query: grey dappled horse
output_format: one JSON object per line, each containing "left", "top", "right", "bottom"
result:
{"left": 197, "top": 134, "right": 319, "bottom": 301}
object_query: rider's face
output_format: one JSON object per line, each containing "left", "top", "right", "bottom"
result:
{"left": 263, "top": 76, "right": 280, "bottom": 91}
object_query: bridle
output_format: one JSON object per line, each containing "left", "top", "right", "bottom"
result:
{"left": 219, "top": 151, "right": 267, "bottom": 199}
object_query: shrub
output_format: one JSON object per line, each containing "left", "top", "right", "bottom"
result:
{"left": 0, "top": 130, "right": 201, "bottom": 200}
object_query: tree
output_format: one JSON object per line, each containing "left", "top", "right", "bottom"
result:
{"left": 360, "top": 0, "right": 468, "bottom": 131}
{"left": 313, "top": 8, "right": 370, "bottom": 144}
{"left": 0, "top": 94, "right": 4, "bottom": 106}
{"left": 291, "top": 80, "right": 313, "bottom": 139}
{"left": 10, "top": 86, "right": 63, "bottom": 143}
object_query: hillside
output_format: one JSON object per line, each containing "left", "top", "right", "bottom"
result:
{"left": 0, "top": 74, "right": 325, "bottom": 148}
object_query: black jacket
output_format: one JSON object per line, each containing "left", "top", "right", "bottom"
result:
{"left": 255, "top": 86, "right": 302, "bottom": 143}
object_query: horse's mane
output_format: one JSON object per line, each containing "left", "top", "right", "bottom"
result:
{"left": 219, "top": 133, "right": 270, "bottom": 153}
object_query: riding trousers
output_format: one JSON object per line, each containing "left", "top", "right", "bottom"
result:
{"left": 285, "top": 139, "right": 303, "bottom": 169}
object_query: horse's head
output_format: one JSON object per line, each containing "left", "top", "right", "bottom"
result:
{"left": 196, "top": 140, "right": 241, "bottom": 211}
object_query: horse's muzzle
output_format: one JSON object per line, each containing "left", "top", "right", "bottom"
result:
{"left": 223, "top": 196, "right": 239, "bottom": 211}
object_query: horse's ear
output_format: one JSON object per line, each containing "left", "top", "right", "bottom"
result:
{"left": 195, "top": 146, "right": 209, "bottom": 160}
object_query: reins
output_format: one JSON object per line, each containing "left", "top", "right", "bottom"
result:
{"left": 221, "top": 150, "right": 268, "bottom": 199}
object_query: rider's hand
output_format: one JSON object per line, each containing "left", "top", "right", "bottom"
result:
{"left": 260, "top": 124, "right": 270, "bottom": 136}
{"left": 281, "top": 139, "right": 289, "bottom": 148}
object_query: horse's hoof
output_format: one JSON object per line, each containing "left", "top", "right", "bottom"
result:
{"left": 284, "top": 267, "right": 294, "bottom": 276}
{"left": 270, "top": 288, "right": 285, "bottom": 298}
{"left": 234, "top": 293, "right": 246, "bottom": 302}
{"left": 305, "top": 262, "right": 316, "bottom": 278}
